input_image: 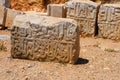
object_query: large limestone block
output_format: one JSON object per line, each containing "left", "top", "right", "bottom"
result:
{"left": 11, "top": 14, "right": 80, "bottom": 64}
{"left": 98, "top": 4, "right": 120, "bottom": 40}
{"left": 5, "top": 8, "right": 23, "bottom": 28}
{"left": 0, "top": 5, "right": 6, "bottom": 26}
{"left": 47, "top": 4, "right": 66, "bottom": 18}
{"left": 66, "top": 0, "right": 99, "bottom": 36}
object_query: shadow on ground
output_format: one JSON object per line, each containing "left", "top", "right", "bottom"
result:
{"left": 75, "top": 58, "right": 89, "bottom": 65}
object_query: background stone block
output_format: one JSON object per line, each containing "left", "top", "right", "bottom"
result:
{"left": 47, "top": 4, "right": 67, "bottom": 18}
{"left": 5, "top": 8, "right": 23, "bottom": 28}
{"left": 11, "top": 15, "right": 80, "bottom": 64}
{"left": 0, "top": 0, "right": 10, "bottom": 8}
{"left": 0, "top": 5, "right": 6, "bottom": 26}
{"left": 98, "top": 4, "right": 120, "bottom": 40}
{"left": 66, "top": 0, "right": 99, "bottom": 36}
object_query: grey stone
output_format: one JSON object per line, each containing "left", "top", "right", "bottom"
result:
{"left": 47, "top": 4, "right": 66, "bottom": 18}
{"left": 66, "top": 0, "right": 100, "bottom": 36}
{"left": 98, "top": 4, "right": 120, "bottom": 40}
{"left": 0, "top": 35, "right": 10, "bottom": 40}
{"left": 0, "top": 0, "right": 10, "bottom": 8}
{"left": 11, "top": 14, "right": 80, "bottom": 64}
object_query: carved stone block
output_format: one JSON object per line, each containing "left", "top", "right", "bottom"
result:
{"left": 11, "top": 14, "right": 80, "bottom": 64}
{"left": 98, "top": 4, "right": 120, "bottom": 40}
{"left": 66, "top": 0, "right": 99, "bottom": 36}
{"left": 0, "top": 5, "right": 6, "bottom": 26}
{"left": 5, "top": 8, "right": 23, "bottom": 28}
{"left": 47, "top": 4, "right": 66, "bottom": 18}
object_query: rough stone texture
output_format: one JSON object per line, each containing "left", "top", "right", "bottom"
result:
{"left": 10, "top": 0, "right": 68, "bottom": 12}
{"left": 47, "top": 4, "right": 66, "bottom": 18}
{"left": 0, "top": 5, "right": 6, "bottom": 26}
{"left": 0, "top": 0, "right": 10, "bottom": 7}
{"left": 10, "top": 0, "right": 45, "bottom": 12}
{"left": 98, "top": 4, "right": 120, "bottom": 40}
{"left": 66, "top": 0, "right": 100, "bottom": 36}
{"left": 11, "top": 14, "right": 80, "bottom": 64}
{"left": 5, "top": 8, "right": 23, "bottom": 28}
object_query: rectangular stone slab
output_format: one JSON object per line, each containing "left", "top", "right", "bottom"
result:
{"left": 11, "top": 14, "right": 80, "bottom": 64}
{"left": 0, "top": 5, "right": 6, "bottom": 26}
{"left": 66, "top": 0, "right": 99, "bottom": 36}
{"left": 47, "top": 4, "right": 66, "bottom": 18}
{"left": 98, "top": 4, "right": 120, "bottom": 40}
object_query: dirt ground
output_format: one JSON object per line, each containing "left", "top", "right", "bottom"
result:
{"left": 0, "top": 30, "right": 120, "bottom": 80}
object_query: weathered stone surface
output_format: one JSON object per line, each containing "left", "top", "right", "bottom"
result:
{"left": 0, "top": 0, "right": 10, "bottom": 7}
{"left": 0, "top": 5, "right": 6, "bottom": 26}
{"left": 10, "top": 0, "right": 45, "bottom": 12}
{"left": 47, "top": 4, "right": 66, "bottom": 18}
{"left": 66, "top": 0, "right": 99, "bottom": 36}
{"left": 5, "top": 8, "right": 23, "bottom": 28}
{"left": 98, "top": 4, "right": 120, "bottom": 40}
{"left": 11, "top": 14, "right": 80, "bottom": 64}
{"left": 10, "top": 0, "right": 68, "bottom": 12}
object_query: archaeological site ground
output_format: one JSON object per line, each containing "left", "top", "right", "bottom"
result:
{"left": 0, "top": 0, "right": 120, "bottom": 80}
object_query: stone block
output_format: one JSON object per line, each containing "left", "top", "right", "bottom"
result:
{"left": 0, "top": 5, "right": 6, "bottom": 26}
{"left": 98, "top": 4, "right": 120, "bottom": 40}
{"left": 0, "top": 0, "right": 10, "bottom": 8}
{"left": 66, "top": 0, "right": 100, "bottom": 36}
{"left": 11, "top": 14, "right": 80, "bottom": 64}
{"left": 5, "top": 8, "right": 23, "bottom": 28}
{"left": 47, "top": 4, "right": 66, "bottom": 18}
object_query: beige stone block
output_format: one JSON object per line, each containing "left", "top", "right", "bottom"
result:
{"left": 98, "top": 4, "right": 120, "bottom": 40}
{"left": 47, "top": 4, "right": 66, "bottom": 18}
{"left": 11, "top": 14, "right": 80, "bottom": 64}
{"left": 5, "top": 8, "right": 23, "bottom": 27}
{"left": 0, "top": 5, "right": 6, "bottom": 26}
{"left": 66, "top": 0, "right": 100, "bottom": 36}
{"left": 0, "top": 0, "right": 10, "bottom": 7}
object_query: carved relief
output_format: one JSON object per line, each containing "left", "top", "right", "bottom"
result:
{"left": 67, "top": 1, "right": 99, "bottom": 36}
{"left": 11, "top": 15, "right": 79, "bottom": 64}
{"left": 98, "top": 4, "right": 120, "bottom": 40}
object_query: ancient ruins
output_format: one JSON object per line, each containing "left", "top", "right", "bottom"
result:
{"left": 11, "top": 15, "right": 80, "bottom": 64}
{"left": 0, "top": 0, "right": 120, "bottom": 63}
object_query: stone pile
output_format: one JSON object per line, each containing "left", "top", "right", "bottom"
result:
{"left": 0, "top": 0, "right": 118, "bottom": 64}
{"left": 1, "top": 0, "right": 120, "bottom": 40}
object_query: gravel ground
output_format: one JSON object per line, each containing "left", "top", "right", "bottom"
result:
{"left": 0, "top": 30, "right": 120, "bottom": 80}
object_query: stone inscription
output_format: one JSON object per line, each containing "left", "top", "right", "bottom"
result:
{"left": 11, "top": 16, "right": 79, "bottom": 64}
{"left": 67, "top": 1, "right": 99, "bottom": 36}
{"left": 98, "top": 4, "right": 120, "bottom": 40}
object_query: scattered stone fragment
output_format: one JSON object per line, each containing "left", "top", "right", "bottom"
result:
{"left": 98, "top": 4, "right": 120, "bottom": 40}
{"left": 11, "top": 14, "right": 80, "bottom": 64}
{"left": 47, "top": 4, "right": 67, "bottom": 18}
{"left": 0, "top": 35, "right": 10, "bottom": 40}
{"left": 66, "top": 0, "right": 100, "bottom": 36}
